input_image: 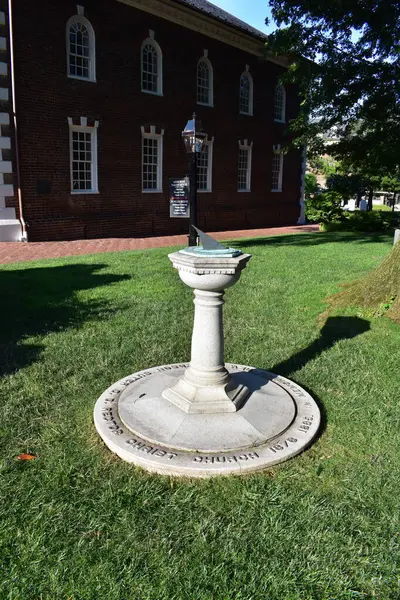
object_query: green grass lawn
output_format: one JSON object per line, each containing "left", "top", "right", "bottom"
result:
{"left": 1, "top": 231, "right": 400, "bottom": 600}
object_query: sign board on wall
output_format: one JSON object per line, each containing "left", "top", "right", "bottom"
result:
{"left": 169, "top": 177, "right": 190, "bottom": 218}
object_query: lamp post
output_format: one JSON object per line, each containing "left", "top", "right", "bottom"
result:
{"left": 182, "top": 114, "right": 207, "bottom": 246}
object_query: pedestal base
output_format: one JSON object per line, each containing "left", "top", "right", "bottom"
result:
{"left": 94, "top": 363, "right": 321, "bottom": 477}
{"left": 161, "top": 371, "right": 249, "bottom": 413}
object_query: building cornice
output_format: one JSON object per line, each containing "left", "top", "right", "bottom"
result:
{"left": 117, "top": 0, "right": 289, "bottom": 67}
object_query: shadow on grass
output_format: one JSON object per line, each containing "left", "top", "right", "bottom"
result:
{"left": 271, "top": 316, "right": 370, "bottom": 378}
{"left": 0, "top": 264, "right": 129, "bottom": 376}
{"left": 232, "top": 232, "right": 392, "bottom": 249}
{"left": 270, "top": 316, "right": 370, "bottom": 440}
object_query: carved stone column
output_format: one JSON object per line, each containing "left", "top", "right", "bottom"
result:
{"left": 162, "top": 247, "right": 251, "bottom": 413}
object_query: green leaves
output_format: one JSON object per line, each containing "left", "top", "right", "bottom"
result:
{"left": 265, "top": 0, "right": 400, "bottom": 172}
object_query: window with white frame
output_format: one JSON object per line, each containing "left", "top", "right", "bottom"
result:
{"left": 67, "top": 15, "right": 96, "bottom": 81}
{"left": 141, "top": 126, "right": 163, "bottom": 192}
{"left": 141, "top": 36, "right": 163, "bottom": 95}
{"left": 238, "top": 141, "right": 252, "bottom": 191}
{"left": 69, "top": 119, "right": 98, "bottom": 193}
{"left": 197, "top": 56, "right": 213, "bottom": 106}
{"left": 274, "top": 83, "right": 286, "bottom": 122}
{"left": 239, "top": 69, "right": 253, "bottom": 115}
{"left": 197, "top": 139, "right": 213, "bottom": 192}
{"left": 272, "top": 147, "right": 284, "bottom": 192}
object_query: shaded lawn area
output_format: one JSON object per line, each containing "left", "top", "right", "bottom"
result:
{"left": 1, "top": 231, "right": 399, "bottom": 600}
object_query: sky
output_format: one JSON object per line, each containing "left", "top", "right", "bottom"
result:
{"left": 209, "top": 0, "right": 275, "bottom": 35}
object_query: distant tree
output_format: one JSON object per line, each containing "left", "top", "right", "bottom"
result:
{"left": 380, "top": 174, "right": 400, "bottom": 210}
{"left": 326, "top": 174, "right": 365, "bottom": 202}
{"left": 266, "top": 0, "right": 400, "bottom": 175}
{"left": 305, "top": 173, "right": 318, "bottom": 198}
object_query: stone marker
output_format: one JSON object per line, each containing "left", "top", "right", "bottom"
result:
{"left": 394, "top": 229, "right": 400, "bottom": 246}
{"left": 359, "top": 199, "right": 367, "bottom": 211}
{"left": 94, "top": 230, "right": 320, "bottom": 477}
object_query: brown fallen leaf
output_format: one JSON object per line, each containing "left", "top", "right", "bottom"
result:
{"left": 16, "top": 453, "right": 38, "bottom": 461}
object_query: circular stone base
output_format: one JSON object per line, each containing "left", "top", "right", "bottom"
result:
{"left": 94, "top": 363, "right": 320, "bottom": 477}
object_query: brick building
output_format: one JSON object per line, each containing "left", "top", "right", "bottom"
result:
{"left": 0, "top": 0, "right": 306, "bottom": 242}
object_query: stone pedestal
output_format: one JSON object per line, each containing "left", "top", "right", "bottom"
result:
{"left": 162, "top": 249, "right": 250, "bottom": 413}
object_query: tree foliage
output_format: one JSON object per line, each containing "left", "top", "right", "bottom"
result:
{"left": 266, "top": 0, "right": 400, "bottom": 174}
{"left": 305, "top": 172, "right": 318, "bottom": 197}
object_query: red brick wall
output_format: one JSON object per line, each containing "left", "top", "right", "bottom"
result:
{"left": 13, "top": 0, "right": 302, "bottom": 241}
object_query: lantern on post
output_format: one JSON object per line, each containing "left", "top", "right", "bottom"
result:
{"left": 182, "top": 113, "right": 207, "bottom": 246}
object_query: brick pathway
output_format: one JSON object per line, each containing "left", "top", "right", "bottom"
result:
{"left": 0, "top": 224, "right": 319, "bottom": 265}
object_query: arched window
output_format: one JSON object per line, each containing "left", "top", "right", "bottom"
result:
{"left": 141, "top": 38, "right": 163, "bottom": 95}
{"left": 274, "top": 83, "right": 286, "bottom": 122}
{"left": 197, "top": 57, "right": 213, "bottom": 106}
{"left": 239, "top": 70, "right": 253, "bottom": 115}
{"left": 67, "top": 16, "right": 96, "bottom": 81}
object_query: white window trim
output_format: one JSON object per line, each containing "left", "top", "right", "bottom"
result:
{"left": 237, "top": 140, "right": 252, "bottom": 192}
{"left": 239, "top": 68, "right": 253, "bottom": 116}
{"left": 141, "top": 126, "right": 164, "bottom": 193}
{"left": 198, "top": 137, "right": 214, "bottom": 193}
{"left": 141, "top": 37, "right": 163, "bottom": 96}
{"left": 272, "top": 145, "right": 284, "bottom": 192}
{"left": 66, "top": 15, "right": 96, "bottom": 83}
{"left": 274, "top": 83, "right": 286, "bottom": 123}
{"left": 196, "top": 56, "right": 214, "bottom": 107}
{"left": 68, "top": 118, "right": 99, "bottom": 194}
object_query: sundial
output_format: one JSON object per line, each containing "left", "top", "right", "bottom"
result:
{"left": 94, "top": 229, "right": 320, "bottom": 476}
{"left": 182, "top": 227, "right": 242, "bottom": 257}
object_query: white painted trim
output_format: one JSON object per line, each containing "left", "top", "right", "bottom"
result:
{"left": 0, "top": 160, "right": 12, "bottom": 173}
{"left": 0, "top": 37, "right": 6, "bottom": 51}
{"left": 274, "top": 83, "right": 286, "bottom": 123}
{"left": 0, "top": 183, "right": 14, "bottom": 196}
{"left": 239, "top": 70, "right": 253, "bottom": 116}
{"left": 80, "top": 116, "right": 87, "bottom": 126}
{"left": 0, "top": 12, "right": 5, "bottom": 26}
{"left": 0, "top": 87, "right": 9, "bottom": 101}
{"left": 141, "top": 37, "right": 163, "bottom": 96}
{"left": 0, "top": 137, "right": 11, "bottom": 149}
{"left": 271, "top": 147, "right": 284, "bottom": 192}
{"left": 198, "top": 137, "right": 214, "bottom": 193}
{"left": 77, "top": 5, "right": 84, "bottom": 16}
{"left": 237, "top": 140, "right": 252, "bottom": 192}
{"left": 0, "top": 113, "right": 10, "bottom": 124}
{"left": 197, "top": 57, "right": 213, "bottom": 107}
{"left": 69, "top": 122, "right": 99, "bottom": 194}
{"left": 297, "top": 146, "right": 307, "bottom": 224}
{"left": 0, "top": 62, "right": 8, "bottom": 76}
{"left": 66, "top": 15, "right": 96, "bottom": 83}
{"left": 117, "top": 0, "right": 289, "bottom": 65}
{"left": 141, "top": 127, "right": 164, "bottom": 192}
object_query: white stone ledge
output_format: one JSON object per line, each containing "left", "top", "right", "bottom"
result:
{"left": 0, "top": 183, "right": 13, "bottom": 196}
{"left": 0, "top": 112, "right": 9, "bottom": 124}
{"left": 0, "top": 206, "right": 15, "bottom": 218}
{"left": 0, "top": 62, "right": 7, "bottom": 76}
{"left": 0, "top": 136, "right": 10, "bottom": 149}
{"left": 0, "top": 37, "right": 6, "bottom": 51}
{"left": 0, "top": 87, "right": 9, "bottom": 101}
{"left": 0, "top": 160, "right": 11, "bottom": 173}
{"left": 0, "top": 12, "right": 5, "bottom": 26}
{"left": 0, "top": 219, "right": 22, "bottom": 242}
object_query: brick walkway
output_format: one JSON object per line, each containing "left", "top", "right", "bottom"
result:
{"left": 0, "top": 224, "right": 319, "bottom": 265}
